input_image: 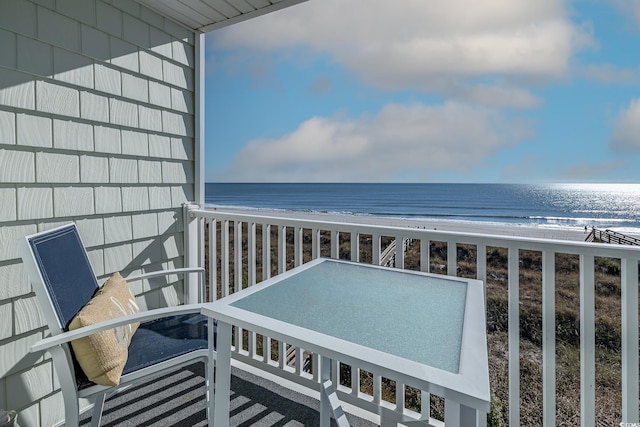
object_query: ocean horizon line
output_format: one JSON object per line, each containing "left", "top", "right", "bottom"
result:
{"left": 204, "top": 182, "right": 640, "bottom": 235}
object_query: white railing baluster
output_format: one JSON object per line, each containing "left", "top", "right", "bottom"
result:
{"left": 278, "top": 225, "right": 286, "bottom": 274}
{"left": 312, "top": 228, "right": 320, "bottom": 260}
{"left": 221, "top": 219, "right": 230, "bottom": 297}
{"left": 580, "top": 254, "right": 596, "bottom": 427}
{"left": 234, "top": 325, "right": 241, "bottom": 354}
{"left": 248, "top": 222, "right": 256, "bottom": 286}
{"left": 312, "top": 353, "right": 320, "bottom": 382}
{"left": 278, "top": 340, "right": 285, "bottom": 370}
{"left": 621, "top": 257, "right": 639, "bottom": 423}
{"left": 262, "top": 223, "right": 271, "bottom": 281}
{"left": 447, "top": 240, "right": 457, "bottom": 276}
{"left": 249, "top": 330, "right": 256, "bottom": 359}
{"left": 235, "top": 221, "right": 243, "bottom": 292}
{"left": 263, "top": 335, "right": 270, "bottom": 364}
{"left": 420, "top": 238, "right": 429, "bottom": 273}
{"left": 208, "top": 218, "right": 217, "bottom": 302}
{"left": 421, "top": 390, "right": 431, "bottom": 422}
{"left": 198, "top": 216, "right": 205, "bottom": 302}
{"left": 373, "top": 373, "right": 382, "bottom": 405}
{"left": 508, "top": 246, "right": 520, "bottom": 427}
{"left": 351, "top": 232, "right": 359, "bottom": 262}
{"left": 477, "top": 244, "right": 489, "bottom": 427}
{"left": 331, "top": 230, "right": 339, "bottom": 259}
{"left": 395, "top": 236, "right": 404, "bottom": 269}
{"left": 396, "top": 382, "right": 405, "bottom": 414}
{"left": 350, "top": 365, "right": 358, "bottom": 397}
{"left": 295, "top": 347, "right": 303, "bottom": 375}
{"left": 373, "top": 234, "right": 381, "bottom": 266}
{"left": 477, "top": 244, "right": 487, "bottom": 284}
{"left": 331, "top": 360, "right": 339, "bottom": 392}
{"left": 542, "top": 250, "right": 556, "bottom": 426}
{"left": 294, "top": 226, "right": 303, "bottom": 267}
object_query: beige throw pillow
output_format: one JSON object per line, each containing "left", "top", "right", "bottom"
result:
{"left": 69, "top": 272, "right": 140, "bottom": 386}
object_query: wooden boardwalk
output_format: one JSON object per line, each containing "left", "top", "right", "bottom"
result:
{"left": 585, "top": 228, "right": 640, "bottom": 246}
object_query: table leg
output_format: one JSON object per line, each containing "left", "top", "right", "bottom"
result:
{"left": 207, "top": 317, "right": 215, "bottom": 427}
{"left": 445, "top": 399, "right": 480, "bottom": 427}
{"left": 320, "top": 356, "right": 350, "bottom": 427}
{"left": 214, "top": 321, "right": 232, "bottom": 427}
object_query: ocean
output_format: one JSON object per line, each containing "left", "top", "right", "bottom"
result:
{"left": 204, "top": 183, "right": 640, "bottom": 234}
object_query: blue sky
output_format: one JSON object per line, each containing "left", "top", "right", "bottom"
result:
{"left": 204, "top": 0, "right": 640, "bottom": 183}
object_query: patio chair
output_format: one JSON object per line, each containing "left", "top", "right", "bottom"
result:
{"left": 18, "top": 223, "right": 215, "bottom": 426}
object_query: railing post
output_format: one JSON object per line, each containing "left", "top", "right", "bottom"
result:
{"left": 183, "top": 203, "right": 201, "bottom": 304}
{"left": 542, "top": 250, "right": 556, "bottom": 426}
{"left": 621, "top": 257, "right": 639, "bottom": 423}
{"left": 508, "top": 246, "right": 520, "bottom": 427}
{"left": 476, "top": 244, "right": 487, "bottom": 284}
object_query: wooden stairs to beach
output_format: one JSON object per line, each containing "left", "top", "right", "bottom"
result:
{"left": 379, "top": 238, "right": 414, "bottom": 267}
{"left": 585, "top": 228, "right": 640, "bottom": 246}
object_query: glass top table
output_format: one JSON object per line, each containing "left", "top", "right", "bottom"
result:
{"left": 201, "top": 258, "right": 490, "bottom": 426}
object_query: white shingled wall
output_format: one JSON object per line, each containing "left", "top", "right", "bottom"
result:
{"left": 0, "top": 0, "right": 197, "bottom": 424}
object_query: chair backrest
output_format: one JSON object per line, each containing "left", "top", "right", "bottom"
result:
{"left": 19, "top": 223, "right": 99, "bottom": 335}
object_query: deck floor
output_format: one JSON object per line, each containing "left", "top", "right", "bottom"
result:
{"left": 77, "top": 364, "right": 378, "bottom": 426}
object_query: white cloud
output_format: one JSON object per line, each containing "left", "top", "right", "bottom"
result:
{"left": 611, "top": 0, "right": 640, "bottom": 27}
{"left": 208, "top": 0, "right": 591, "bottom": 101}
{"left": 583, "top": 63, "right": 639, "bottom": 83}
{"left": 610, "top": 98, "right": 640, "bottom": 151}
{"left": 559, "top": 160, "right": 628, "bottom": 181}
{"left": 213, "top": 102, "right": 532, "bottom": 182}
{"left": 455, "top": 83, "right": 543, "bottom": 108}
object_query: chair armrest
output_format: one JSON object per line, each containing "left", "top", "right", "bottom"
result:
{"left": 124, "top": 267, "right": 205, "bottom": 283}
{"left": 30, "top": 304, "right": 205, "bottom": 353}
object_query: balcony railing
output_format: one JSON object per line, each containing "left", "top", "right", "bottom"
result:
{"left": 184, "top": 204, "right": 640, "bottom": 426}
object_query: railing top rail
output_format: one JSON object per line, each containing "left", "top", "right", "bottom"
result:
{"left": 191, "top": 207, "right": 640, "bottom": 259}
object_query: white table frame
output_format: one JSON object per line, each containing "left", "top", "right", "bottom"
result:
{"left": 201, "top": 258, "right": 490, "bottom": 426}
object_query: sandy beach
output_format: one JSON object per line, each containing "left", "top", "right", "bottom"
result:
{"left": 207, "top": 206, "right": 591, "bottom": 242}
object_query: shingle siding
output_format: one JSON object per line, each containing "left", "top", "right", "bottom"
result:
{"left": 36, "top": 80, "right": 80, "bottom": 117}
{"left": 17, "top": 187, "right": 53, "bottom": 220}
{"left": 0, "top": 110, "right": 16, "bottom": 145}
{"left": 0, "top": 0, "right": 197, "bottom": 422}
{"left": 0, "top": 69, "right": 35, "bottom": 109}
{"left": 0, "top": 188, "right": 17, "bottom": 221}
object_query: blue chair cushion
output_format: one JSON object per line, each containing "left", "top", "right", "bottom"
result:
{"left": 76, "top": 313, "right": 212, "bottom": 390}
